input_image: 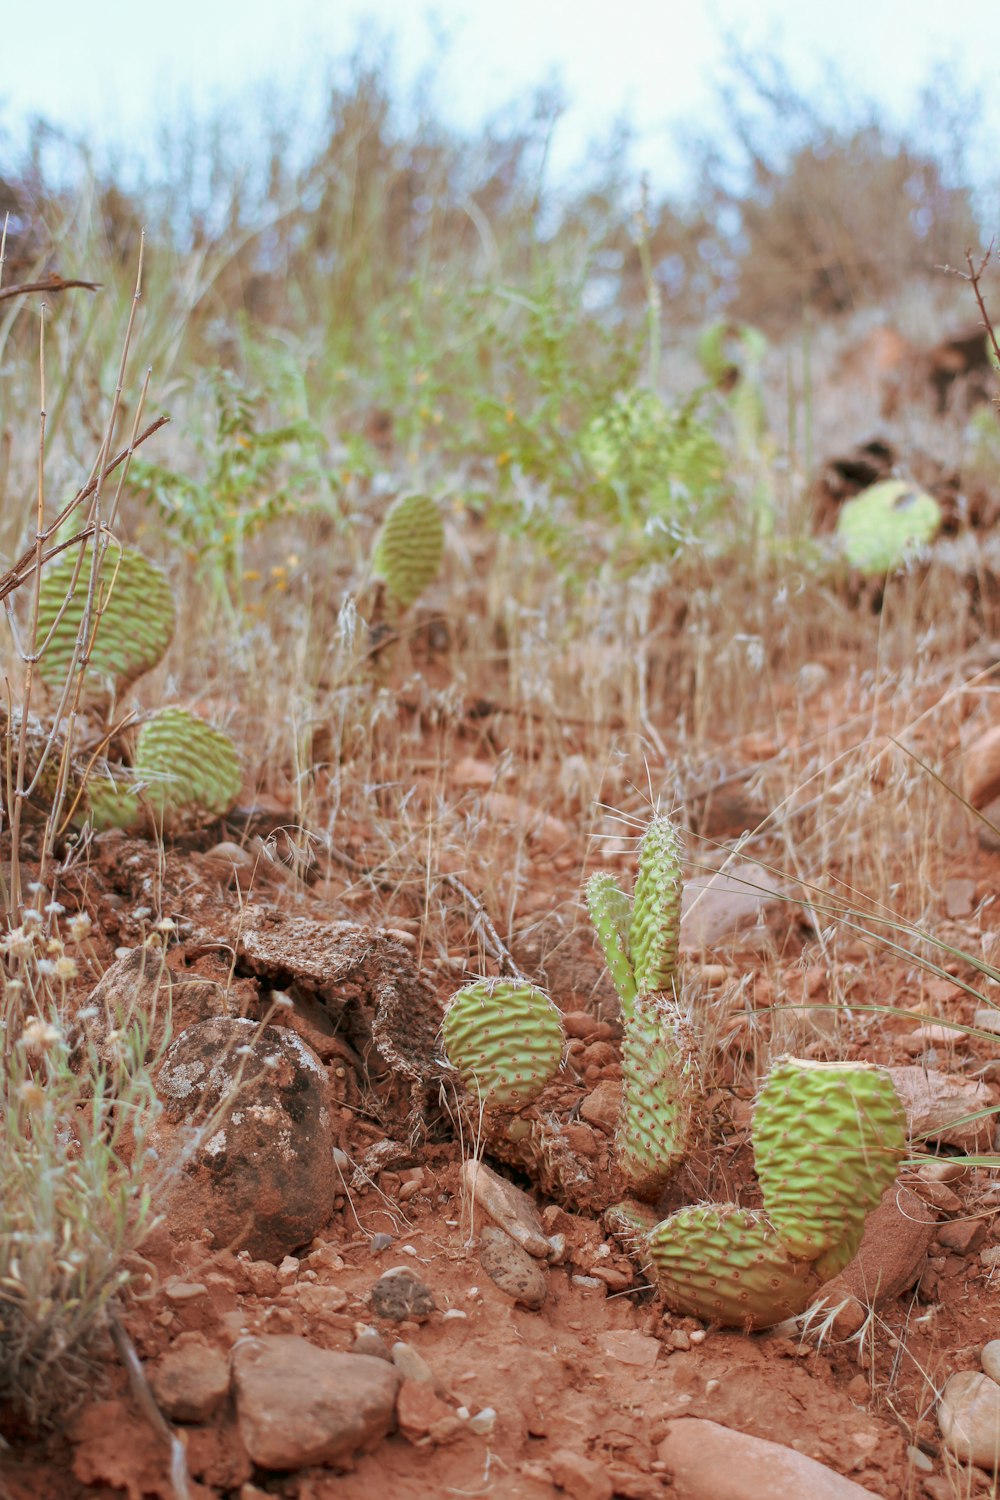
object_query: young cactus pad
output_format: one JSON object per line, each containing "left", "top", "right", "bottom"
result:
{"left": 35, "top": 544, "right": 176, "bottom": 696}
{"left": 371, "top": 493, "right": 444, "bottom": 607}
{"left": 585, "top": 871, "right": 637, "bottom": 1014}
{"left": 752, "top": 1057, "right": 907, "bottom": 1263}
{"left": 628, "top": 815, "right": 683, "bottom": 997}
{"left": 442, "top": 978, "right": 564, "bottom": 1109}
{"left": 134, "top": 708, "right": 241, "bottom": 823}
{"left": 835, "top": 479, "right": 941, "bottom": 575}
{"left": 643, "top": 1203, "right": 822, "bottom": 1331}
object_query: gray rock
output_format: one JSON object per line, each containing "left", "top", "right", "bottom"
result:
{"left": 370, "top": 1266, "right": 436, "bottom": 1322}
{"left": 461, "top": 1158, "right": 550, "bottom": 1257}
{"left": 657, "top": 1417, "right": 882, "bottom": 1498}
{"left": 231, "top": 1334, "right": 400, "bottom": 1470}
{"left": 478, "top": 1225, "right": 548, "bottom": 1309}
{"left": 150, "top": 1335, "right": 230, "bottom": 1422}
{"left": 151, "top": 1017, "right": 335, "bottom": 1261}
{"left": 351, "top": 1326, "right": 392, "bottom": 1360}
{"left": 938, "top": 1370, "right": 1000, "bottom": 1470}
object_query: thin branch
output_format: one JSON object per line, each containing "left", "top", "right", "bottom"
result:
{"left": 108, "top": 1312, "right": 191, "bottom": 1500}
{"left": 439, "top": 871, "right": 532, "bottom": 983}
{"left": 962, "top": 244, "right": 1000, "bottom": 374}
{"left": 0, "top": 415, "right": 169, "bottom": 606}
{"left": 0, "top": 275, "right": 102, "bottom": 304}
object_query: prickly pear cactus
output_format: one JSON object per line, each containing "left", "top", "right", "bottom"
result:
{"left": 133, "top": 708, "right": 241, "bottom": 824}
{"left": 753, "top": 1057, "right": 907, "bottom": 1263}
{"left": 835, "top": 479, "right": 941, "bottom": 575}
{"left": 643, "top": 1203, "right": 824, "bottom": 1330}
{"left": 442, "top": 978, "right": 564, "bottom": 1109}
{"left": 35, "top": 543, "right": 176, "bottom": 698}
{"left": 616, "top": 992, "right": 699, "bottom": 1198}
{"left": 371, "top": 493, "right": 444, "bottom": 607}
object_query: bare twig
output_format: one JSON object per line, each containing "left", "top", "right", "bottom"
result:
{"left": 0, "top": 415, "right": 169, "bottom": 607}
{"left": 0, "top": 275, "right": 102, "bottom": 303}
{"left": 108, "top": 1312, "right": 192, "bottom": 1500}
{"left": 961, "top": 244, "right": 1000, "bottom": 374}
{"left": 440, "top": 871, "right": 532, "bottom": 983}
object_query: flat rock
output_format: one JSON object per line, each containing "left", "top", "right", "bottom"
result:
{"left": 461, "top": 1158, "right": 550, "bottom": 1257}
{"left": 548, "top": 1447, "right": 614, "bottom": 1500}
{"left": 938, "top": 1370, "right": 1000, "bottom": 1470}
{"left": 396, "top": 1380, "right": 463, "bottom": 1446}
{"left": 151, "top": 1017, "right": 335, "bottom": 1260}
{"left": 973, "top": 1008, "right": 1000, "bottom": 1038}
{"left": 887, "top": 1065, "right": 994, "bottom": 1152}
{"left": 580, "top": 1079, "right": 621, "bottom": 1134}
{"left": 231, "top": 1334, "right": 400, "bottom": 1470}
{"left": 479, "top": 1225, "right": 548, "bottom": 1309}
{"left": 680, "top": 862, "right": 789, "bottom": 951}
{"left": 657, "top": 1417, "right": 881, "bottom": 1498}
{"left": 150, "top": 1335, "right": 230, "bottom": 1422}
{"left": 596, "top": 1330, "right": 660, "bottom": 1369}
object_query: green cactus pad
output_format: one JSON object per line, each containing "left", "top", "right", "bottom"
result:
{"left": 585, "top": 871, "right": 637, "bottom": 1015}
{"left": 628, "top": 816, "right": 683, "bottom": 997}
{"left": 644, "top": 1203, "right": 822, "bottom": 1329}
{"left": 835, "top": 479, "right": 941, "bottom": 575}
{"left": 82, "top": 773, "right": 144, "bottom": 832}
{"left": 616, "top": 993, "right": 698, "bottom": 1198}
{"left": 753, "top": 1057, "right": 907, "bottom": 1263}
{"left": 35, "top": 543, "right": 176, "bottom": 697}
{"left": 371, "top": 493, "right": 444, "bottom": 607}
{"left": 134, "top": 708, "right": 241, "bottom": 823}
{"left": 441, "top": 978, "right": 564, "bottom": 1109}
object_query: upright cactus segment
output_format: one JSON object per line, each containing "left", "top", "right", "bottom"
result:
{"left": 133, "top": 708, "right": 241, "bottom": 825}
{"left": 643, "top": 1204, "right": 823, "bottom": 1330}
{"left": 617, "top": 993, "right": 699, "bottom": 1199}
{"left": 628, "top": 816, "right": 683, "bottom": 997}
{"left": 585, "top": 871, "right": 636, "bottom": 1014}
{"left": 586, "top": 815, "right": 698, "bottom": 1197}
{"left": 35, "top": 544, "right": 176, "bottom": 698}
{"left": 442, "top": 979, "right": 564, "bottom": 1109}
{"left": 371, "top": 493, "right": 445, "bottom": 607}
{"left": 752, "top": 1057, "right": 907, "bottom": 1263}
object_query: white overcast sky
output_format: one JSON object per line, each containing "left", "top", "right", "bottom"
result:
{"left": 3, "top": 0, "right": 1000, "bottom": 196}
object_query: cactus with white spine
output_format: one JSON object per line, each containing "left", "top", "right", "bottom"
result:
{"left": 442, "top": 978, "right": 565, "bottom": 1109}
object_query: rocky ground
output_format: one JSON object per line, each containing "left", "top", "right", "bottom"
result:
{"left": 7, "top": 702, "right": 1000, "bottom": 1500}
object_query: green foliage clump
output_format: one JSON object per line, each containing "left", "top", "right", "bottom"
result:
{"left": 128, "top": 366, "right": 324, "bottom": 602}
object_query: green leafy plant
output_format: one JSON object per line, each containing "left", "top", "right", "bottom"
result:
{"left": 128, "top": 365, "right": 323, "bottom": 604}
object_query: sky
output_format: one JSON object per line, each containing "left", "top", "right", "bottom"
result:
{"left": 3, "top": 1, "right": 1000, "bottom": 198}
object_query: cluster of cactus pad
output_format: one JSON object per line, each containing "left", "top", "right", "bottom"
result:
{"left": 29, "top": 543, "right": 242, "bottom": 831}
{"left": 441, "top": 815, "right": 908, "bottom": 1330}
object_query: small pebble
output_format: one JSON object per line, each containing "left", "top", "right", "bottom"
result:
{"left": 276, "top": 1256, "right": 299, "bottom": 1285}
{"left": 392, "top": 1341, "right": 435, "bottom": 1385}
{"left": 351, "top": 1325, "right": 391, "bottom": 1361}
{"left": 906, "top": 1445, "right": 934, "bottom": 1474}
{"left": 370, "top": 1232, "right": 395, "bottom": 1254}
{"left": 468, "top": 1407, "right": 497, "bottom": 1435}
